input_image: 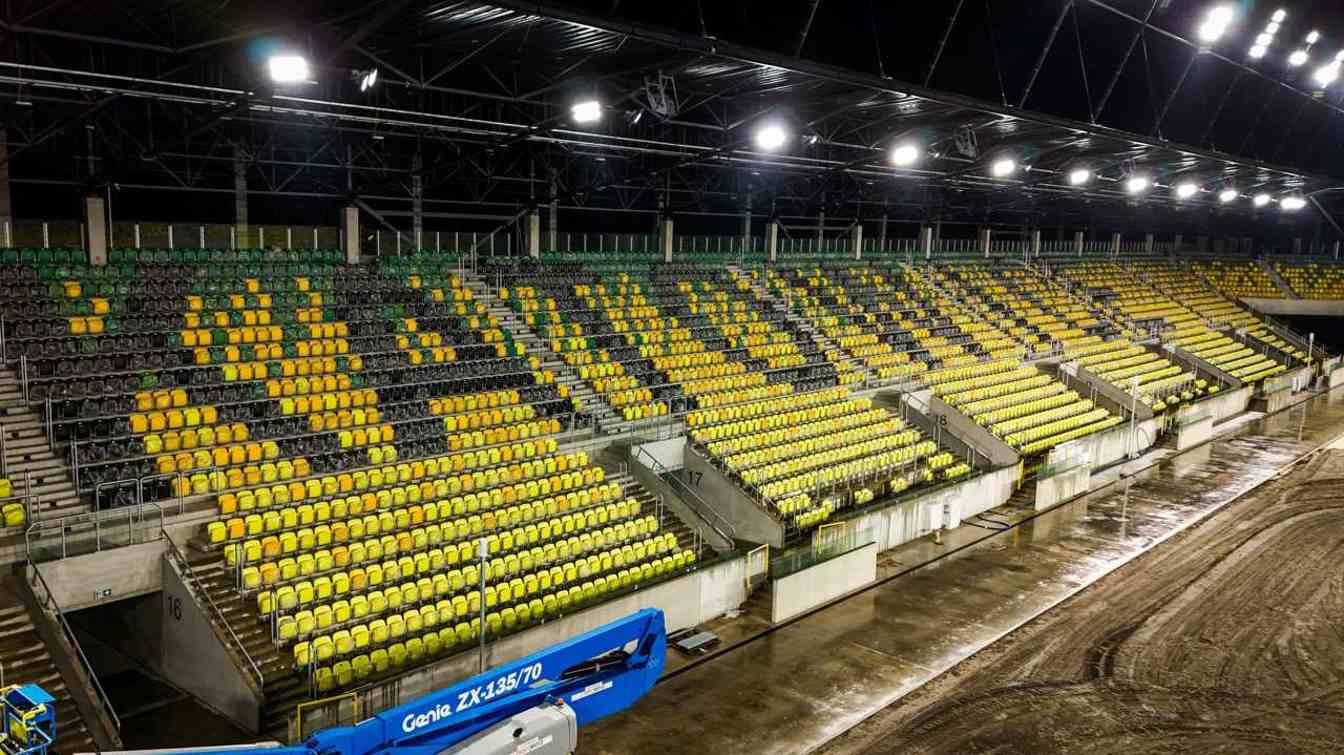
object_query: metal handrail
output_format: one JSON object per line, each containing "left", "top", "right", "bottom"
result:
{"left": 629, "top": 442, "right": 736, "bottom": 544}
{"left": 26, "top": 559, "right": 120, "bottom": 734}
{"left": 161, "top": 529, "right": 265, "bottom": 688}
{"left": 24, "top": 499, "right": 163, "bottom": 562}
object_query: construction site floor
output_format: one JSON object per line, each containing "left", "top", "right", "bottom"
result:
{"left": 579, "top": 386, "right": 1344, "bottom": 754}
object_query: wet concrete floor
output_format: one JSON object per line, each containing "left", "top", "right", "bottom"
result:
{"left": 580, "top": 387, "right": 1344, "bottom": 755}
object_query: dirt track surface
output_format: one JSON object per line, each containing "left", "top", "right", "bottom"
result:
{"left": 820, "top": 450, "right": 1344, "bottom": 755}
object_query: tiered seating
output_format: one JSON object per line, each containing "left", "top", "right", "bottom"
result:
{"left": 928, "top": 360, "right": 1122, "bottom": 455}
{"left": 1275, "top": 262, "right": 1344, "bottom": 299}
{"left": 765, "top": 264, "right": 1024, "bottom": 386}
{"left": 493, "top": 260, "right": 842, "bottom": 426}
{"left": 686, "top": 387, "right": 960, "bottom": 535}
{"left": 0, "top": 251, "right": 577, "bottom": 509}
{"left": 1169, "top": 325, "right": 1285, "bottom": 384}
{"left": 1141, "top": 264, "right": 1307, "bottom": 363}
{"left": 1191, "top": 260, "right": 1283, "bottom": 299}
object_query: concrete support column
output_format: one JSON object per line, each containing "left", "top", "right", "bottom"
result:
{"left": 547, "top": 180, "right": 558, "bottom": 253}
{"left": 1173, "top": 234, "right": 1184, "bottom": 252}
{"left": 1072, "top": 230, "right": 1084, "bottom": 255}
{"left": 850, "top": 224, "right": 863, "bottom": 260}
{"left": 1293, "top": 237, "right": 1303, "bottom": 255}
{"left": 1031, "top": 229, "right": 1042, "bottom": 260}
{"left": 816, "top": 209, "right": 825, "bottom": 248}
{"left": 1144, "top": 233, "right": 1154, "bottom": 253}
{"left": 0, "top": 131, "right": 11, "bottom": 239}
{"left": 879, "top": 214, "right": 888, "bottom": 253}
{"left": 1335, "top": 240, "right": 1341, "bottom": 260}
{"left": 232, "top": 145, "right": 249, "bottom": 249}
{"left": 1197, "top": 235, "right": 1209, "bottom": 253}
{"left": 979, "top": 227, "right": 992, "bottom": 257}
{"left": 766, "top": 220, "right": 780, "bottom": 262}
{"left": 411, "top": 154, "right": 424, "bottom": 252}
{"left": 659, "top": 218, "right": 674, "bottom": 263}
{"left": 85, "top": 195, "right": 107, "bottom": 266}
{"left": 342, "top": 206, "right": 360, "bottom": 265}
{"left": 920, "top": 225, "right": 934, "bottom": 260}
{"left": 1110, "top": 232, "right": 1122, "bottom": 257}
{"left": 740, "top": 195, "right": 752, "bottom": 253}
{"left": 526, "top": 211, "right": 541, "bottom": 259}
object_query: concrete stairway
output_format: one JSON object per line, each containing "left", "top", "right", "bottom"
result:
{"left": 0, "top": 366, "right": 86, "bottom": 524}
{"left": 459, "top": 274, "right": 616, "bottom": 436}
{"left": 595, "top": 450, "right": 715, "bottom": 561}
{"left": 0, "top": 575, "right": 103, "bottom": 754}
{"left": 1260, "top": 259, "right": 1300, "bottom": 299}
{"left": 174, "top": 547, "right": 301, "bottom": 742}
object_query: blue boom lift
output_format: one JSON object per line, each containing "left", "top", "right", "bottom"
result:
{"left": 6, "top": 608, "right": 666, "bottom": 755}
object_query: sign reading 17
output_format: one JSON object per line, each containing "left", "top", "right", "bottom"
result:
{"left": 456, "top": 662, "right": 545, "bottom": 713}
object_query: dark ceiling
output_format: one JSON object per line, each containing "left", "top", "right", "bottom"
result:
{"left": 2, "top": 0, "right": 1343, "bottom": 239}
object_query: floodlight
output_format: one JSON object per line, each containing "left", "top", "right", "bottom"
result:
{"left": 1289, "top": 49, "right": 1310, "bottom": 67}
{"left": 990, "top": 158, "right": 1017, "bottom": 177}
{"left": 890, "top": 143, "right": 920, "bottom": 166}
{"left": 1068, "top": 168, "right": 1091, "bottom": 186}
{"left": 1218, "top": 188, "right": 1238, "bottom": 203}
{"left": 1126, "top": 176, "right": 1150, "bottom": 194}
{"left": 268, "top": 55, "right": 310, "bottom": 84}
{"left": 1314, "top": 62, "right": 1340, "bottom": 87}
{"left": 358, "top": 68, "right": 379, "bottom": 92}
{"left": 1253, "top": 193, "right": 1272, "bottom": 207}
{"left": 1198, "top": 6, "right": 1234, "bottom": 43}
{"left": 1250, "top": 45, "right": 1267, "bottom": 59}
{"left": 1175, "top": 182, "right": 1199, "bottom": 199}
{"left": 1255, "top": 33, "right": 1272, "bottom": 46}
{"left": 1266, "top": 22, "right": 1280, "bottom": 34}
{"left": 1308, "top": 31, "right": 1321, "bottom": 44}
{"left": 1272, "top": 9, "right": 1286, "bottom": 23}
{"left": 571, "top": 99, "right": 602, "bottom": 124}
{"left": 1280, "top": 196, "right": 1307, "bottom": 211}
{"left": 754, "top": 123, "right": 788, "bottom": 151}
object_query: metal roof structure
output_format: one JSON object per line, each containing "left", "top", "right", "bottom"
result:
{"left": 2, "top": 0, "right": 1343, "bottom": 238}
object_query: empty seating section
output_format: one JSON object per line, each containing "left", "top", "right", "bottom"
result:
{"left": 765, "top": 264, "right": 1023, "bottom": 386}
{"left": 928, "top": 360, "right": 1122, "bottom": 455}
{"left": 686, "top": 388, "right": 962, "bottom": 534}
{"left": 492, "top": 261, "right": 842, "bottom": 427}
{"left": 1191, "top": 260, "right": 1282, "bottom": 299}
{"left": 1276, "top": 262, "right": 1344, "bottom": 299}
{"left": 0, "top": 251, "right": 585, "bottom": 510}
{"left": 938, "top": 265, "right": 1113, "bottom": 356}
{"left": 1169, "top": 325, "right": 1285, "bottom": 384}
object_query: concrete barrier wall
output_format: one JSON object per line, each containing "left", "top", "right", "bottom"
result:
{"left": 1241, "top": 297, "right": 1344, "bottom": 317}
{"left": 157, "top": 559, "right": 261, "bottom": 731}
{"left": 35, "top": 540, "right": 166, "bottom": 612}
{"left": 842, "top": 464, "right": 1019, "bottom": 550}
{"left": 684, "top": 450, "right": 785, "bottom": 548}
{"left": 923, "top": 395, "right": 1020, "bottom": 468}
{"left": 379, "top": 555, "right": 746, "bottom": 707}
{"left": 771, "top": 542, "right": 877, "bottom": 623}
{"left": 1074, "top": 417, "right": 1160, "bottom": 470}
{"left": 631, "top": 436, "right": 686, "bottom": 472}
{"left": 1201, "top": 385, "right": 1251, "bottom": 423}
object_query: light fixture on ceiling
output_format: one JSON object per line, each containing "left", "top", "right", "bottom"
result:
{"left": 1126, "top": 176, "right": 1151, "bottom": 194}
{"left": 1068, "top": 168, "right": 1091, "bottom": 186}
{"left": 1313, "top": 58, "right": 1341, "bottom": 88}
{"left": 1308, "top": 30, "right": 1321, "bottom": 44}
{"left": 1218, "top": 188, "right": 1239, "bottom": 203}
{"left": 754, "top": 123, "right": 788, "bottom": 151}
{"left": 268, "top": 55, "right": 311, "bottom": 84}
{"left": 1175, "top": 182, "right": 1199, "bottom": 199}
{"left": 890, "top": 143, "right": 920, "bottom": 166}
{"left": 1197, "top": 5, "right": 1234, "bottom": 44}
{"left": 1272, "top": 9, "right": 1286, "bottom": 23}
{"left": 1289, "top": 49, "right": 1310, "bottom": 67}
{"left": 990, "top": 158, "right": 1017, "bottom": 177}
{"left": 1253, "top": 193, "right": 1272, "bottom": 207}
{"left": 357, "top": 68, "right": 379, "bottom": 92}
{"left": 1280, "top": 196, "right": 1307, "bottom": 211}
{"left": 571, "top": 99, "right": 602, "bottom": 124}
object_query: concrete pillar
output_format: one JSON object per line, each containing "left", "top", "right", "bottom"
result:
{"left": 342, "top": 206, "right": 360, "bottom": 264}
{"left": 879, "top": 214, "right": 888, "bottom": 253}
{"left": 526, "top": 211, "right": 541, "bottom": 259}
{"left": 1031, "top": 229, "right": 1042, "bottom": 260}
{"left": 766, "top": 220, "right": 780, "bottom": 262}
{"left": 659, "top": 218, "right": 674, "bottom": 263}
{"left": 1072, "top": 230, "right": 1084, "bottom": 255}
{"left": 1144, "top": 233, "right": 1154, "bottom": 253}
{"left": 233, "top": 145, "right": 249, "bottom": 249}
{"left": 850, "top": 224, "right": 863, "bottom": 260}
{"left": 1110, "top": 232, "right": 1121, "bottom": 256}
{"left": 1173, "top": 234, "right": 1184, "bottom": 252}
{"left": 85, "top": 195, "right": 107, "bottom": 266}
{"left": 411, "top": 153, "right": 424, "bottom": 252}
{"left": 1293, "top": 237, "right": 1303, "bottom": 255}
{"left": 816, "top": 209, "right": 825, "bottom": 247}
{"left": 978, "top": 227, "right": 992, "bottom": 257}
{"left": 1334, "top": 240, "right": 1341, "bottom": 260}
{"left": 920, "top": 225, "right": 934, "bottom": 259}
{"left": 741, "top": 196, "right": 752, "bottom": 253}
{"left": 0, "top": 131, "right": 11, "bottom": 237}
{"left": 547, "top": 179, "right": 558, "bottom": 253}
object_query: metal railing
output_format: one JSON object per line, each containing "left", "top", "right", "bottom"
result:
{"left": 26, "top": 560, "right": 120, "bottom": 735}
{"left": 24, "top": 498, "right": 163, "bottom": 562}
{"left": 161, "top": 530, "right": 265, "bottom": 689}
{"left": 628, "top": 443, "right": 736, "bottom": 545}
